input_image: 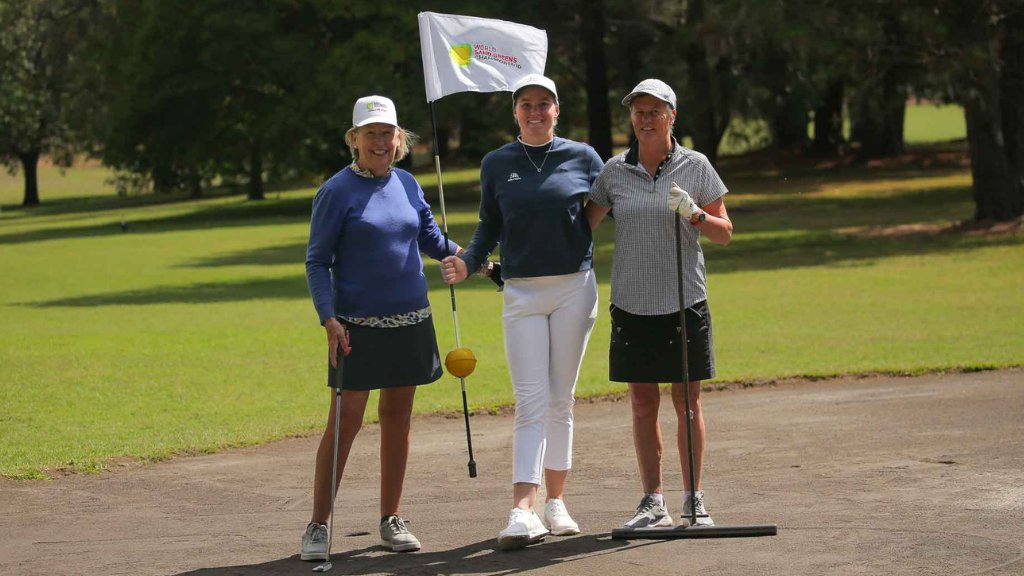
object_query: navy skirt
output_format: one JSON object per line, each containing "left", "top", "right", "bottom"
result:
{"left": 327, "top": 316, "right": 443, "bottom": 391}
{"left": 608, "top": 301, "right": 716, "bottom": 383}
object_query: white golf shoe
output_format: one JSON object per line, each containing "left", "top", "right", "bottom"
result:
{"left": 497, "top": 507, "right": 549, "bottom": 550}
{"left": 300, "top": 522, "right": 329, "bottom": 561}
{"left": 379, "top": 515, "right": 421, "bottom": 552}
{"left": 623, "top": 494, "right": 673, "bottom": 529}
{"left": 543, "top": 498, "right": 580, "bottom": 536}
{"left": 680, "top": 490, "right": 715, "bottom": 527}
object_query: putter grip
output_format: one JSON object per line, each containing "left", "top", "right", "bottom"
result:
{"left": 330, "top": 346, "right": 345, "bottom": 389}
{"left": 468, "top": 461, "right": 477, "bottom": 478}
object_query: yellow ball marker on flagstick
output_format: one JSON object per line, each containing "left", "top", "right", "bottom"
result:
{"left": 445, "top": 347, "right": 477, "bottom": 378}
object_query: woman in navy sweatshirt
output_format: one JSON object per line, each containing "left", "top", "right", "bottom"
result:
{"left": 301, "top": 95, "right": 460, "bottom": 559}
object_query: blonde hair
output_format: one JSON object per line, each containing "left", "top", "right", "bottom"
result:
{"left": 345, "top": 126, "right": 417, "bottom": 163}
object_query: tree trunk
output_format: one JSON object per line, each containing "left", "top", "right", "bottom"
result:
{"left": 773, "top": 102, "right": 809, "bottom": 150}
{"left": 854, "top": 75, "right": 905, "bottom": 161}
{"left": 812, "top": 80, "right": 844, "bottom": 155}
{"left": 1000, "top": 4, "right": 1024, "bottom": 217}
{"left": 19, "top": 149, "right": 41, "bottom": 207}
{"left": 764, "top": 48, "right": 809, "bottom": 149}
{"left": 581, "top": 0, "right": 612, "bottom": 160}
{"left": 680, "top": 0, "right": 731, "bottom": 167}
{"left": 152, "top": 164, "right": 175, "bottom": 194}
{"left": 620, "top": 25, "right": 644, "bottom": 92}
{"left": 964, "top": 89, "right": 1016, "bottom": 221}
{"left": 853, "top": 9, "right": 909, "bottom": 161}
{"left": 188, "top": 168, "right": 203, "bottom": 199}
{"left": 248, "top": 142, "right": 264, "bottom": 200}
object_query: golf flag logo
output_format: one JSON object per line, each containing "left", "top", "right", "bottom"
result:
{"left": 418, "top": 12, "right": 548, "bottom": 102}
{"left": 450, "top": 43, "right": 472, "bottom": 67}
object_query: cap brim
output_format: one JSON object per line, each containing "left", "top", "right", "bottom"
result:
{"left": 621, "top": 91, "right": 673, "bottom": 108}
{"left": 354, "top": 117, "right": 398, "bottom": 128}
{"left": 621, "top": 92, "right": 640, "bottom": 107}
{"left": 512, "top": 85, "right": 558, "bottom": 102}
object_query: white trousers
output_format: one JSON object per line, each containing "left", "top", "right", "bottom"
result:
{"left": 502, "top": 270, "right": 598, "bottom": 485}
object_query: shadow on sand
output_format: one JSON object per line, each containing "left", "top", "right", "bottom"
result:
{"left": 175, "top": 533, "right": 648, "bottom": 576}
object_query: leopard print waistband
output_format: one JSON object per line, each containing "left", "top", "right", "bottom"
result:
{"left": 338, "top": 306, "right": 431, "bottom": 328}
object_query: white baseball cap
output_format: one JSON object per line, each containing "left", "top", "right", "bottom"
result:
{"left": 622, "top": 79, "right": 677, "bottom": 109}
{"left": 352, "top": 95, "right": 398, "bottom": 128}
{"left": 511, "top": 74, "right": 558, "bottom": 103}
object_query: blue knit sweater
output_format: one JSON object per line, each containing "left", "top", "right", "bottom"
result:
{"left": 305, "top": 166, "right": 456, "bottom": 324}
{"left": 461, "top": 137, "right": 604, "bottom": 278}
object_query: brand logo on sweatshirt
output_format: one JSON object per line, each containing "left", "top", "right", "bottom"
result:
{"left": 507, "top": 172, "right": 521, "bottom": 182}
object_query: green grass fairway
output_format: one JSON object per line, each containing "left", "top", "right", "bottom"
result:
{"left": 2, "top": 120, "right": 1019, "bottom": 480}
{"left": 904, "top": 104, "right": 966, "bottom": 143}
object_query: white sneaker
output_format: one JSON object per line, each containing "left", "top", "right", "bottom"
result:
{"left": 623, "top": 494, "right": 673, "bottom": 529}
{"left": 379, "top": 515, "right": 421, "bottom": 552}
{"left": 300, "top": 522, "right": 328, "bottom": 561}
{"left": 543, "top": 498, "right": 580, "bottom": 536}
{"left": 680, "top": 491, "right": 715, "bottom": 527}
{"left": 497, "top": 507, "right": 549, "bottom": 550}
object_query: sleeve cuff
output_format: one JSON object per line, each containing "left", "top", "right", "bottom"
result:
{"left": 461, "top": 253, "right": 481, "bottom": 274}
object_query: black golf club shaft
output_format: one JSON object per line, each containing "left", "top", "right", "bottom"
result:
{"left": 675, "top": 213, "right": 699, "bottom": 526}
{"left": 460, "top": 381, "right": 477, "bottom": 477}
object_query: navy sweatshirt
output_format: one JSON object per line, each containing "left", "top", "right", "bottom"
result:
{"left": 305, "top": 166, "right": 456, "bottom": 323}
{"left": 461, "top": 137, "right": 603, "bottom": 278}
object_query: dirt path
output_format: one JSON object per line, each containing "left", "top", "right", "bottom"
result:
{"left": 3, "top": 368, "right": 1022, "bottom": 576}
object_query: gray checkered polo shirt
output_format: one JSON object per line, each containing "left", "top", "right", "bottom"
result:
{"left": 589, "top": 142, "right": 727, "bottom": 315}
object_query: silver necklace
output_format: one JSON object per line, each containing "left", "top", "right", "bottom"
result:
{"left": 520, "top": 139, "right": 553, "bottom": 173}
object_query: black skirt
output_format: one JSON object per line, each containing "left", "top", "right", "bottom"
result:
{"left": 608, "top": 301, "right": 716, "bottom": 383}
{"left": 326, "top": 316, "right": 443, "bottom": 391}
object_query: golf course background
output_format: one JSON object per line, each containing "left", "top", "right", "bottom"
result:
{"left": 1, "top": 105, "right": 1021, "bottom": 480}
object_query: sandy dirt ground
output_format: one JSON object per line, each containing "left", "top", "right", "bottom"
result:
{"left": 2, "top": 368, "right": 1022, "bottom": 576}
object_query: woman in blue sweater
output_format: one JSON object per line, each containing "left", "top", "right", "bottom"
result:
{"left": 442, "top": 75, "right": 603, "bottom": 550}
{"left": 301, "top": 95, "right": 460, "bottom": 560}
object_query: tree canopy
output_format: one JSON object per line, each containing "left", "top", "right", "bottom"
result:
{"left": 2, "top": 0, "right": 1020, "bottom": 220}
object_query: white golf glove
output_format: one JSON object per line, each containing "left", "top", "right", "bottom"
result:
{"left": 668, "top": 182, "right": 698, "bottom": 218}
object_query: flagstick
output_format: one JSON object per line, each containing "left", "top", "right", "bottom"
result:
{"left": 429, "top": 100, "right": 477, "bottom": 478}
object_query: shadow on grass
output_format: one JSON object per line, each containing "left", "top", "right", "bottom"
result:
{"left": 22, "top": 277, "right": 309, "bottom": 307}
{"left": 21, "top": 264, "right": 503, "bottom": 308}
{"left": 718, "top": 141, "right": 970, "bottom": 191}
{"left": 0, "top": 196, "right": 315, "bottom": 245}
{"left": 594, "top": 222, "right": 1022, "bottom": 276}
{"left": 724, "top": 186, "right": 974, "bottom": 234}
{"left": 174, "top": 534, "right": 640, "bottom": 576}
{"left": 179, "top": 225, "right": 482, "bottom": 271}
{"left": 726, "top": 165, "right": 968, "bottom": 195}
{"left": 0, "top": 194, "right": 483, "bottom": 246}
{"left": 0, "top": 178, "right": 480, "bottom": 218}
{"left": 20, "top": 225, "right": 1021, "bottom": 309}
{"left": 181, "top": 243, "right": 309, "bottom": 268}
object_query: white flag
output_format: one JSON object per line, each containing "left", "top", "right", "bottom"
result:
{"left": 418, "top": 12, "right": 548, "bottom": 103}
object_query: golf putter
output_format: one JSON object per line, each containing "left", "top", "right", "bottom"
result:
{"left": 314, "top": 351, "right": 344, "bottom": 572}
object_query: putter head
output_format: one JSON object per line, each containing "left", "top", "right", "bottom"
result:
{"left": 312, "top": 561, "right": 332, "bottom": 572}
